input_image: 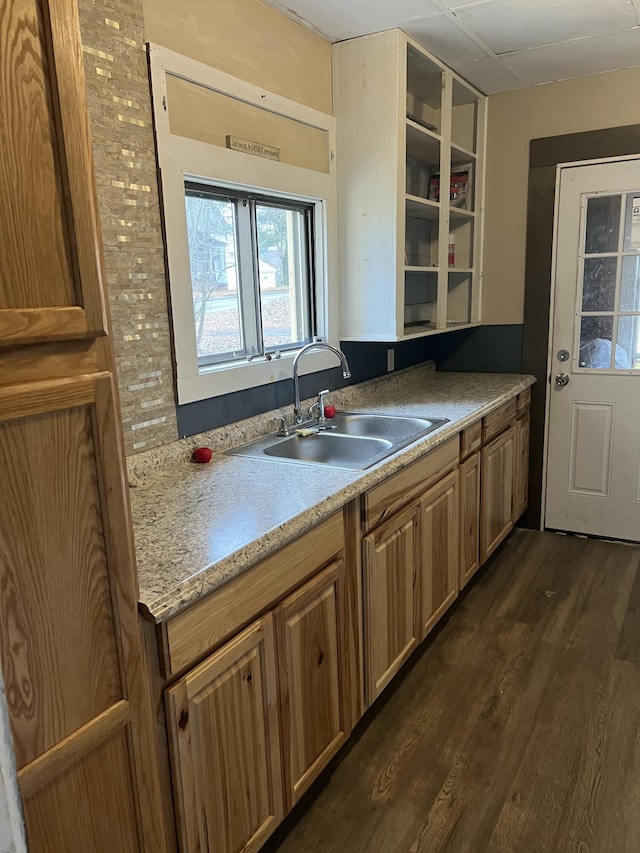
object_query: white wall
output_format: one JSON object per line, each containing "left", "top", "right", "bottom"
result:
{"left": 483, "top": 66, "right": 640, "bottom": 325}
{"left": 0, "top": 674, "right": 25, "bottom": 853}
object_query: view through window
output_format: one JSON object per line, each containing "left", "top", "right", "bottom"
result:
{"left": 185, "top": 184, "right": 314, "bottom": 367}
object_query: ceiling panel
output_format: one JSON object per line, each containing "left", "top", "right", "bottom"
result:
{"left": 451, "top": 56, "right": 525, "bottom": 93}
{"left": 452, "top": 0, "right": 639, "bottom": 54}
{"left": 501, "top": 27, "right": 640, "bottom": 85}
{"left": 405, "top": 14, "right": 488, "bottom": 64}
{"left": 266, "top": 0, "right": 640, "bottom": 94}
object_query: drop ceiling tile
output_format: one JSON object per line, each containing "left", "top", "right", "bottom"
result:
{"left": 501, "top": 27, "right": 640, "bottom": 85}
{"left": 265, "top": 0, "right": 442, "bottom": 42}
{"left": 454, "top": 0, "right": 638, "bottom": 54}
{"left": 451, "top": 56, "right": 526, "bottom": 93}
{"left": 405, "top": 13, "right": 488, "bottom": 64}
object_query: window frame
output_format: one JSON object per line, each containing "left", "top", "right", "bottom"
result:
{"left": 149, "top": 43, "right": 339, "bottom": 405}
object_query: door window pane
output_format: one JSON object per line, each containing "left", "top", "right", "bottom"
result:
{"left": 185, "top": 194, "right": 244, "bottom": 362}
{"left": 255, "top": 204, "right": 311, "bottom": 351}
{"left": 581, "top": 257, "right": 617, "bottom": 312}
{"left": 584, "top": 195, "right": 620, "bottom": 254}
{"left": 616, "top": 316, "right": 640, "bottom": 369}
{"left": 578, "top": 316, "right": 614, "bottom": 369}
{"left": 620, "top": 256, "right": 640, "bottom": 312}
{"left": 623, "top": 193, "right": 640, "bottom": 253}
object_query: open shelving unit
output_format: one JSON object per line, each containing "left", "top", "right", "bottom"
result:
{"left": 334, "top": 29, "right": 486, "bottom": 341}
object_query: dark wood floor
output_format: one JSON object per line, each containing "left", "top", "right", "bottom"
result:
{"left": 267, "top": 529, "right": 640, "bottom": 853}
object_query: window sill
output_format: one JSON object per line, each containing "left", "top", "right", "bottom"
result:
{"left": 177, "top": 348, "right": 343, "bottom": 404}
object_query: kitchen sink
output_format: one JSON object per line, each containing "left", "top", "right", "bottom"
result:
{"left": 264, "top": 432, "right": 393, "bottom": 468}
{"left": 226, "top": 412, "right": 449, "bottom": 470}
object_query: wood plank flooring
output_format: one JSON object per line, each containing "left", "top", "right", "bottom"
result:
{"left": 266, "top": 529, "right": 640, "bottom": 853}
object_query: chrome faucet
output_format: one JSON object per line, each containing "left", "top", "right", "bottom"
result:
{"left": 292, "top": 342, "right": 351, "bottom": 424}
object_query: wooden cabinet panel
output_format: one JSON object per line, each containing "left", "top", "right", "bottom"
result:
{"left": 419, "top": 470, "right": 459, "bottom": 638}
{"left": 459, "top": 451, "right": 481, "bottom": 589}
{"left": 363, "top": 504, "right": 418, "bottom": 705}
{"left": 21, "top": 729, "right": 139, "bottom": 853}
{"left": 513, "top": 412, "right": 530, "bottom": 522}
{"left": 166, "top": 512, "right": 344, "bottom": 675}
{"left": 482, "top": 398, "right": 517, "bottom": 444}
{"left": 166, "top": 616, "right": 284, "bottom": 853}
{"left": 480, "top": 425, "right": 516, "bottom": 564}
{"left": 460, "top": 420, "right": 481, "bottom": 460}
{"left": 0, "top": 0, "right": 106, "bottom": 345}
{"left": 363, "top": 436, "right": 459, "bottom": 532}
{"left": 0, "top": 399, "right": 122, "bottom": 766}
{"left": 276, "top": 561, "right": 348, "bottom": 808}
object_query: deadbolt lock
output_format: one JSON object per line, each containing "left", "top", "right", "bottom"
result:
{"left": 557, "top": 349, "right": 570, "bottom": 362}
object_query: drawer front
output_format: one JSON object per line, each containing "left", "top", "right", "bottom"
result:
{"left": 517, "top": 386, "right": 531, "bottom": 414}
{"left": 363, "top": 436, "right": 459, "bottom": 533}
{"left": 460, "top": 420, "right": 481, "bottom": 460}
{"left": 164, "top": 512, "right": 345, "bottom": 676}
{"left": 482, "top": 398, "right": 517, "bottom": 444}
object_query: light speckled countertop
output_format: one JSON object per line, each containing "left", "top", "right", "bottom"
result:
{"left": 131, "top": 365, "right": 535, "bottom": 623}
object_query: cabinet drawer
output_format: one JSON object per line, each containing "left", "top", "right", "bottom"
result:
{"left": 460, "top": 420, "right": 481, "bottom": 460}
{"left": 363, "top": 437, "right": 459, "bottom": 533}
{"left": 517, "top": 386, "right": 531, "bottom": 414}
{"left": 164, "top": 513, "right": 344, "bottom": 675}
{"left": 482, "top": 398, "right": 517, "bottom": 444}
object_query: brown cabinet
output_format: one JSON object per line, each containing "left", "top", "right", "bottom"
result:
{"left": 419, "top": 469, "right": 460, "bottom": 638}
{"left": 513, "top": 410, "right": 531, "bottom": 522}
{"left": 362, "top": 453, "right": 461, "bottom": 705}
{"left": 363, "top": 504, "right": 419, "bottom": 704}
{"left": 162, "top": 518, "right": 356, "bottom": 852}
{"left": 166, "top": 616, "right": 284, "bottom": 853}
{"left": 480, "top": 424, "right": 517, "bottom": 563}
{"left": 459, "top": 451, "right": 481, "bottom": 589}
{"left": 0, "top": 1, "right": 164, "bottom": 849}
{"left": 275, "top": 560, "right": 349, "bottom": 809}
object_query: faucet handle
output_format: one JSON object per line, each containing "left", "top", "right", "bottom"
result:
{"left": 275, "top": 416, "right": 289, "bottom": 437}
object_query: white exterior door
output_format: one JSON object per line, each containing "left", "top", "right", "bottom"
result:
{"left": 545, "top": 158, "right": 640, "bottom": 541}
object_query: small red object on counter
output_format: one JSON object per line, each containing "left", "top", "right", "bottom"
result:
{"left": 323, "top": 404, "right": 336, "bottom": 419}
{"left": 191, "top": 446, "right": 213, "bottom": 463}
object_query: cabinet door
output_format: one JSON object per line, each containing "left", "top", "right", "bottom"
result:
{"left": 275, "top": 560, "right": 348, "bottom": 809}
{"left": 513, "top": 412, "right": 530, "bottom": 522}
{"left": 480, "top": 425, "right": 516, "bottom": 563}
{"left": 419, "top": 470, "right": 459, "bottom": 638}
{"left": 166, "top": 616, "right": 284, "bottom": 853}
{"left": 459, "top": 451, "right": 481, "bottom": 589}
{"left": 363, "top": 504, "right": 418, "bottom": 705}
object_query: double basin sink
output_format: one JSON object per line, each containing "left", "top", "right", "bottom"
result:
{"left": 227, "top": 412, "right": 449, "bottom": 470}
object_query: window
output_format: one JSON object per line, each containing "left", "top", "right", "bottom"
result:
{"left": 148, "top": 45, "right": 338, "bottom": 404}
{"left": 185, "top": 184, "right": 315, "bottom": 366}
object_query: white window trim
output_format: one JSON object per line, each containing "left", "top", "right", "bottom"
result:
{"left": 148, "top": 44, "right": 339, "bottom": 404}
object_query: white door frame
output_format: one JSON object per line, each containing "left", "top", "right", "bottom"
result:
{"left": 540, "top": 152, "right": 640, "bottom": 531}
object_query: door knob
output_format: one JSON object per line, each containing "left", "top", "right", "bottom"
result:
{"left": 555, "top": 373, "right": 570, "bottom": 388}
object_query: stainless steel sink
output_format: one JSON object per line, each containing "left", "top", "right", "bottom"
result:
{"left": 264, "top": 433, "right": 393, "bottom": 469}
{"left": 331, "top": 412, "right": 448, "bottom": 443}
{"left": 226, "top": 411, "right": 449, "bottom": 470}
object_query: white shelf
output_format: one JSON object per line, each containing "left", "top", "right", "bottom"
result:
{"left": 334, "top": 29, "right": 486, "bottom": 341}
{"left": 406, "top": 196, "right": 439, "bottom": 221}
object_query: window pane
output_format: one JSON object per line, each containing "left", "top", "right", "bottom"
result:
{"left": 584, "top": 195, "right": 620, "bottom": 254}
{"left": 581, "top": 257, "right": 616, "bottom": 312}
{"left": 185, "top": 193, "right": 244, "bottom": 362}
{"left": 623, "top": 193, "right": 640, "bottom": 254}
{"left": 255, "top": 204, "right": 311, "bottom": 350}
{"left": 616, "top": 316, "right": 640, "bottom": 369}
{"left": 578, "top": 316, "right": 614, "bottom": 369}
{"left": 620, "top": 256, "right": 640, "bottom": 311}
